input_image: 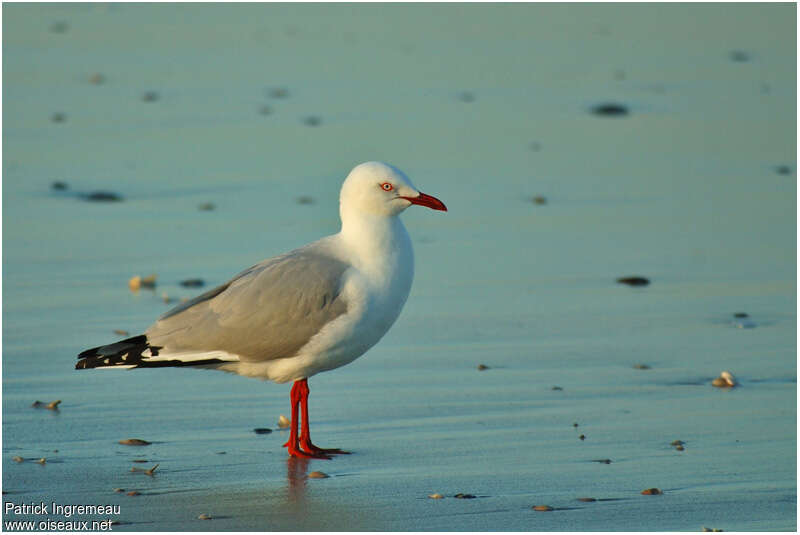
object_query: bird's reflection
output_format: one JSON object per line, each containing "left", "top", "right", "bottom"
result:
{"left": 285, "top": 456, "right": 311, "bottom": 503}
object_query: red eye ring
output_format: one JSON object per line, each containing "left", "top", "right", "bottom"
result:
{"left": 381, "top": 182, "right": 393, "bottom": 191}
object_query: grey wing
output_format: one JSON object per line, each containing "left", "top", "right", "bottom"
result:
{"left": 146, "top": 248, "right": 350, "bottom": 362}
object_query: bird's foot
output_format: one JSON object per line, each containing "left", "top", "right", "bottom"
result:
{"left": 284, "top": 441, "right": 332, "bottom": 460}
{"left": 299, "top": 437, "right": 350, "bottom": 456}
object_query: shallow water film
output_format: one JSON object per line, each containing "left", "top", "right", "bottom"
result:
{"left": 3, "top": 3, "right": 796, "bottom": 532}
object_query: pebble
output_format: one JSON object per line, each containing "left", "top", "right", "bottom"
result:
{"left": 180, "top": 279, "right": 205, "bottom": 288}
{"left": 84, "top": 191, "right": 123, "bottom": 202}
{"left": 131, "top": 459, "right": 148, "bottom": 463}
{"left": 670, "top": 440, "right": 685, "bottom": 446}
{"left": 616, "top": 276, "right": 649, "bottom": 286}
{"left": 51, "top": 112, "right": 67, "bottom": 123}
{"left": 113, "top": 488, "right": 124, "bottom": 493}
{"left": 119, "top": 438, "right": 151, "bottom": 446}
{"left": 579, "top": 434, "right": 586, "bottom": 441}
{"left": 532, "top": 505, "right": 553, "bottom": 511}
{"left": 114, "top": 329, "right": 129, "bottom": 336}
{"left": 89, "top": 73, "right": 106, "bottom": 85}
{"left": 551, "top": 386, "right": 563, "bottom": 391}
{"left": 775, "top": 165, "right": 792, "bottom": 175}
{"left": 577, "top": 497, "right": 596, "bottom": 502}
{"left": 303, "top": 116, "right": 322, "bottom": 127}
{"left": 590, "top": 103, "right": 629, "bottom": 117}
{"left": 477, "top": 364, "right": 489, "bottom": 371}
{"left": 12, "top": 456, "right": 24, "bottom": 463}
{"left": 733, "top": 312, "right": 749, "bottom": 318}
{"left": 277, "top": 415, "right": 290, "bottom": 428}
{"left": 308, "top": 471, "right": 329, "bottom": 479}
{"left": 197, "top": 514, "right": 212, "bottom": 520}
{"left": 198, "top": 202, "right": 216, "bottom": 211}
{"left": 296, "top": 196, "right": 315, "bottom": 205}
{"left": 729, "top": 50, "right": 750, "bottom": 62}
{"left": 593, "top": 459, "right": 612, "bottom": 464}
{"left": 51, "top": 181, "right": 69, "bottom": 191}
{"left": 36, "top": 458, "right": 47, "bottom": 465}
{"left": 641, "top": 488, "right": 662, "bottom": 495}
{"left": 711, "top": 371, "right": 736, "bottom": 388}
{"left": 573, "top": 422, "right": 579, "bottom": 428}
{"left": 267, "top": 87, "right": 289, "bottom": 99}
{"left": 633, "top": 364, "right": 651, "bottom": 370}
{"left": 126, "top": 491, "right": 140, "bottom": 496}
{"left": 453, "top": 493, "right": 476, "bottom": 499}
{"left": 253, "top": 428, "right": 272, "bottom": 434}
{"left": 458, "top": 91, "right": 475, "bottom": 103}
{"left": 32, "top": 400, "right": 61, "bottom": 410}
{"left": 142, "top": 91, "right": 159, "bottom": 102}
{"left": 428, "top": 493, "right": 444, "bottom": 499}
{"left": 532, "top": 195, "right": 547, "bottom": 205}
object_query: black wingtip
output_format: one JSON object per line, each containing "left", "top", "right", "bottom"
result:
{"left": 76, "top": 335, "right": 150, "bottom": 370}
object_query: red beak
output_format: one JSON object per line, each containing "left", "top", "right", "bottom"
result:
{"left": 400, "top": 192, "right": 447, "bottom": 211}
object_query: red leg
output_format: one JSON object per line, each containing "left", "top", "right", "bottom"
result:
{"left": 283, "top": 380, "right": 327, "bottom": 459}
{"left": 296, "top": 379, "right": 350, "bottom": 456}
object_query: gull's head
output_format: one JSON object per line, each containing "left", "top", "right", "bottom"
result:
{"left": 340, "top": 161, "right": 447, "bottom": 218}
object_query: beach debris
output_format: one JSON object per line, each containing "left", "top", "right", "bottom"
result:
{"left": 50, "top": 21, "right": 69, "bottom": 33}
{"left": 592, "top": 459, "right": 612, "bottom": 464}
{"left": 180, "top": 278, "right": 205, "bottom": 288}
{"left": 198, "top": 202, "right": 216, "bottom": 211}
{"left": 573, "top": 422, "right": 579, "bottom": 428}
{"left": 145, "top": 464, "right": 159, "bottom": 476}
{"left": 89, "top": 73, "right": 106, "bottom": 85}
{"left": 617, "top": 276, "right": 649, "bottom": 287}
{"left": 577, "top": 497, "right": 596, "bottom": 502}
{"left": 671, "top": 440, "right": 685, "bottom": 446}
{"left": 633, "top": 363, "right": 651, "bottom": 370}
{"left": 126, "top": 491, "right": 140, "bottom": 496}
{"left": 51, "top": 181, "right": 69, "bottom": 191}
{"left": 453, "top": 493, "right": 476, "bottom": 499}
{"left": 119, "top": 438, "right": 151, "bottom": 446}
{"left": 590, "top": 103, "right": 629, "bottom": 117}
{"left": 641, "top": 488, "right": 662, "bottom": 495}
{"left": 458, "top": 91, "right": 475, "bottom": 103}
{"left": 428, "top": 493, "right": 444, "bottom": 499}
{"left": 676, "top": 444, "right": 685, "bottom": 451}
{"left": 113, "top": 488, "right": 125, "bottom": 493}
{"left": 36, "top": 458, "right": 47, "bottom": 465}
{"left": 308, "top": 471, "right": 329, "bottom": 479}
{"left": 733, "top": 312, "right": 749, "bottom": 318}
{"left": 551, "top": 385, "right": 563, "bottom": 391}
{"left": 197, "top": 514, "right": 212, "bottom": 520}
{"left": 296, "top": 195, "right": 315, "bottom": 205}
{"left": 51, "top": 112, "right": 67, "bottom": 123}
{"left": 303, "top": 116, "right": 322, "bottom": 127}
{"left": 114, "top": 329, "right": 130, "bottom": 336}
{"left": 731, "top": 313, "right": 756, "bottom": 329}
{"left": 532, "top": 505, "right": 554, "bottom": 511}
{"left": 532, "top": 195, "right": 547, "bottom": 205}
{"left": 477, "top": 364, "right": 489, "bottom": 371}
{"left": 579, "top": 434, "right": 586, "bottom": 441}
{"left": 12, "top": 456, "right": 24, "bottom": 463}
{"left": 84, "top": 191, "right": 123, "bottom": 202}
{"left": 711, "top": 371, "right": 736, "bottom": 388}
{"left": 277, "top": 415, "right": 290, "bottom": 428}
{"left": 216, "top": 451, "right": 226, "bottom": 455}
{"left": 32, "top": 399, "right": 61, "bottom": 410}
{"left": 775, "top": 165, "right": 792, "bottom": 176}
{"left": 142, "top": 91, "right": 159, "bottom": 102}
{"left": 253, "top": 428, "right": 272, "bottom": 434}
{"left": 729, "top": 50, "right": 750, "bottom": 62}
{"left": 267, "top": 87, "right": 289, "bottom": 99}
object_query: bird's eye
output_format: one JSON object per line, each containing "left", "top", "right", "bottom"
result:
{"left": 380, "top": 182, "right": 393, "bottom": 191}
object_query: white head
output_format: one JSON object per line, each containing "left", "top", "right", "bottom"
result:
{"left": 339, "top": 161, "right": 447, "bottom": 220}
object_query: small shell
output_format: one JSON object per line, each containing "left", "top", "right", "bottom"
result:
{"left": 428, "top": 493, "right": 444, "bottom": 499}
{"left": 308, "top": 471, "right": 329, "bottom": 479}
{"left": 128, "top": 276, "right": 141, "bottom": 291}
{"left": 46, "top": 400, "right": 61, "bottom": 410}
{"left": 277, "top": 415, "right": 290, "bottom": 428}
{"left": 36, "top": 458, "right": 47, "bottom": 465}
{"left": 12, "top": 456, "right": 24, "bottom": 463}
{"left": 113, "top": 488, "right": 125, "bottom": 493}
{"left": 676, "top": 445, "right": 685, "bottom": 451}
{"left": 197, "top": 514, "right": 212, "bottom": 520}
{"left": 641, "top": 488, "right": 662, "bottom": 495}
{"left": 720, "top": 371, "right": 736, "bottom": 386}
{"left": 712, "top": 371, "right": 736, "bottom": 388}
{"left": 119, "top": 438, "right": 151, "bottom": 446}
{"left": 532, "top": 505, "right": 554, "bottom": 511}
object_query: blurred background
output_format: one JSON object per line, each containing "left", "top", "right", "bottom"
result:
{"left": 3, "top": 3, "right": 796, "bottom": 531}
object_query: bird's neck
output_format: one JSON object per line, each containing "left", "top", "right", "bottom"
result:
{"left": 339, "top": 211, "right": 413, "bottom": 274}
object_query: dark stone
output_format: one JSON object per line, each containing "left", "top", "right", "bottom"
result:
{"left": 591, "top": 103, "right": 629, "bottom": 117}
{"left": 84, "top": 191, "right": 123, "bottom": 202}
{"left": 532, "top": 195, "right": 547, "bottom": 205}
{"left": 51, "top": 181, "right": 69, "bottom": 191}
{"left": 579, "top": 434, "right": 586, "bottom": 440}
{"left": 775, "top": 165, "right": 792, "bottom": 175}
{"left": 180, "top": 279, "right": 205, "bottom": 288}
{"left": 733, "top": 312, "right": 749, "bottom": 318}
{"left": 303, "top": 116, "right": 322, "bottom": 127}
{"left": 253, "top": 428, "right": 272, "bottom": 434}
{"left": 477, "top": 364, "right": 489, "bottom": 371}
{"left": 592, "top": 459, "right": 612, "bottom": 464}
{"left": 617, "top": 276, "right": 650, "bottom": 287}
{"left": 453, "top": 493, "right": 476, "bottom": 499}
{"left": 551, "top": 385, "right": 563, "bottom": 391}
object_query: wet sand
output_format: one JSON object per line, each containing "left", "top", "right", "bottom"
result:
{"left": 3, "top": 3, "right": 796, "bottom": 531}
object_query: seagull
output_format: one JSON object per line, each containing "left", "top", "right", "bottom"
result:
{"left": 76, "top": 161, "right": 447, "bottom": 459}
